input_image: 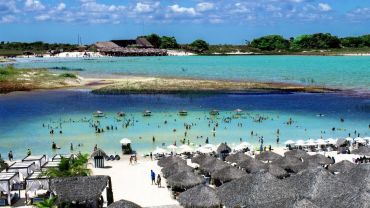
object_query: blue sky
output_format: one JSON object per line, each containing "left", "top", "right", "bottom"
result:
{"left": 0, "top": 0, "right": 369, "bottom": 44}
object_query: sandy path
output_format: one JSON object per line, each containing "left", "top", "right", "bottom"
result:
{"left": 91, "top": 156, "right": 179, "bottom": 208}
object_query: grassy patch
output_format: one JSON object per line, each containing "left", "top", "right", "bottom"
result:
{"left": 59, "top": 73, "right": 78, "bottom": 78}
{"left": 0, "top": 65, "right": 18, "bottom": 81}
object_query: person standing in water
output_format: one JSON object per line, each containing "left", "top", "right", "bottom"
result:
{"left": 8, "top": 151, "right": 13, "bottom": 161}
{"left": 27, "top": 149, "right": 31, "bottom": 156}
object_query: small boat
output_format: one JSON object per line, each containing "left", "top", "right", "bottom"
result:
{"left": 179, "top": 110, "right": 188, "bottom": 116}
{"left": 117, "top": 112, "right": 125, "bottom": 117}
{"left": 143, "top": 110, "right": 152, "bottom": 117}
{"left": 210, "top": 109, "right": 219, "bottom": 116}
{"left": 93, "top": 110, "right": 105, "bottom": 117}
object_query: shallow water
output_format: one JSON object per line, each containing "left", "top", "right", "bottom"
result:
{"left": 0, "top": 90, "right": 369, "bottom": 159}
{"left": 12, "top": 56, "right": 370, "bottom": 91}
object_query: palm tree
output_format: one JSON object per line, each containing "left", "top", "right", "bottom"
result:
{"left": 43, "top": 154, "right": 91, "bottom": 178}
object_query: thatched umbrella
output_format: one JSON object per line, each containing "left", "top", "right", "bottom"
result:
{"left": 293, "top": 199, "right": 319, "bottom": 208}
{"left": 167, "top": 171, "right": 204, "bottom": 190}
{"left": 158, "top": 156, "right": 186, "bottom": 167}
{"left": 217, "top": 173, "right": 296, "bottom": 207}
{"left": 216, "top": 143, "right": 231, "bottom": 154}
{"left": 327, "top": 160, "right": 356, "bottom": 174}
{"left": 107, "top": 200, "right": 142, "bottom": 208}
{"left": 200, "top": 159, "right": 229, "bottom": 175}
{"left": 90, "top": 148, "right": 108, "bottom": 158}
{"left": 352, "top": 146, "right": 370, "bottom": 156}
{"left": 272, "top": 155, "right": 305, "bottom": 173}
{"left": 225, "top": 152, "right": 252, "bottom": 164}
{"left": 237, "top": 158, "right": 268, "bottom": 173}
{"left": 178, "top": 184, "right": 221, "bottom": 208}
{"left": 191, "top": 155, "right": 216, "bottom": 166}
{"left": 267, "top": 164, "right": 289, "bottom": 179}
{"left": 255, "top": 151, "right": 282, "bottom": 162}
{"left": 162, "top": 162, "right": 193, "bottom": 178}
{"left": 307, "top": 154, "right": 334, "bottom": 165}
{"left": 211, "top": 166, "right": 246, "bottom": 183}
{"left": 284, "top": 149, "right": 309, "bottom": 159}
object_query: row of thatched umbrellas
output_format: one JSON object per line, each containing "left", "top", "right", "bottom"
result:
{"left": 157, "top": 149, "right": 369, "bottom": 208}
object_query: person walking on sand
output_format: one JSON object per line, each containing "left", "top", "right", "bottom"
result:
{"left": 151, "top": 170, "right": 156, "bottom": 185}
{"left": 150, "top": 152, "right": 153, "bottom": 161}
{"left": 157, "top": 174, "right": 162, "bottom": 188}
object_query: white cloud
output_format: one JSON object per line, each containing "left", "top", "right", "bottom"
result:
{"left": 168, "top": 4, "right": 196, "bottom": 16}
{"left": 134, "top": 2, "right": 159, "bottom": 13}
{"left": 25, "top": 0, "right": 45, "bottom": 11}
{"left": 0, "top": 15, "right": 16, "bottom": 23}
{"left": 56, "top": 3, "right": 66, "bottom": 11}
{"left": 81, "top": 1, "right": 125, "bottom": 12}
{"left": 35, "top": 14, "right": 50, "bottom": 21}
{"left": 318, "top": 3, "right": 331, "bottom": 12}
{"left": 196, "top": 2, "right": 214, "bottom": 12}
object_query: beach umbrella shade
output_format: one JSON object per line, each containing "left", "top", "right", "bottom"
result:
{"left": 90, "top": 148, "right": 108, "bottom": 158}
{"left": 152, "top": 147, "right": 167, "bottom": 155}
{"left": 166, "top": 171, "right": 204, "bottom": 190}
{"left": 305, "top": 139, "right": 317, "bottom": 146}
{"left": 316, "top": 139, "right": 327, "bottom": 145}
{"left": 267, "top": 164, "right": 289, "bottom": 179}
{"left": 225, "top": 152, "right": 252, "bottom": 164}
{"left": 295, "top": 140, "right": 305, "bottom": 146}
{"left": 327, "top": 160, "right": 356, "bottom": 174}
{"left": 336, "top": 138, "right": 347, "bottom": 147}
{"left": 120, "top": 138, "right": 132, "bottom": 145}
{"left": 354, "top": 137, "right": 367, "bottom": 144}
{"left": 216, "top": 143, "right": 231, "bottom": 155}
{"left": 307, "top": 154, "right": 334, "bottom": 165}
{"left": 161, "top": 163, "right": 193, "bottom": 178}
{"left": 167, "top": 145, "right": 178, "bottom": 152}
{"left": 178, "top": 184, "right": 221, "bottom": 208}
{"left": 158, "top": 156, "right": 186, "bottom": 168}
{"left": 191, "top": 155, "right": 216, "bottom": 166}
{"left": 363, "top": 137, "right": 370, "bottom": 142}
{"left": 284, "top": 140, "right": 296, "bottom": 145}
{"left": 203, "top": 144, "right": 216, "bottom": 149}
{"left": 272, "top": 155, "right": 305, "bottom": 173}
{"left": 200, "top": 159, "right": 229, "bottom": 175}
{"left": 255, "top": 151, "right": 283, "bottom": 162}
{"left": 107, "top": 200, "right": 142, "bottom": 208}
{"left": 351, "top": 146, "right": 370, "bottom": 156}
{"left": 237, "top": 158, "right": 268, "bottom": 174}
{"left": 211, "top": 166, "right": 246, "bottom": 183}
{"left": 217, "top": 172, "right": 296, "bottom": 208}
{"left": 233, "top": 142, "right": 253, "bottom": 152}
{"left": 178, "top": 145, "right": 193, "bottom": 153}
{"left": 325, "top": 138, "right": 337, "bottom": 145}
{"left": 196, "top": 147, "right": 213, "bottom": 154}
{"left": 284, "top": 149, "right": 309, "bottom": 159}
{"left": 345, "top": 137, "right": 353, "bottom": 142}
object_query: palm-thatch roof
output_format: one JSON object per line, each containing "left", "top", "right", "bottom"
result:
{"left": 327, "top": 160, "right": 356, "bottom": 174}
{"left": 200, "top": 159, "right": 229, "bottom": 175}
{"left": 272, "top": 155, "right": 305, "bottom": 173}
{"left": 293, "top": 199, "right": 319, "bottom": 208}
{"left": 225, "top": 152, "right": 252, "bottom": 164}
{"left": 352, "top": 146, "right": 370, "bottom": 156}
{"left": 158, "top": 156, "right": 186, "bottom": 168}
{"left": 255, "top": 151, "right": 283, "bottom": 162}
{"left": 337, "top": 164, "right": 370, "bottom": 190}
{"left": 166, "top": 171, "right": 204, "bottom": 190}
{"left": 191, "top": 155, "right": 216, "bottom": 166}
{"left": 216, "top": 143, "right": 231, "bottom": 154}
{"left": 267, "top": 164, "right": 289, "bottom": 179}
{"left": 50, "top": 176, "right": 109, "bottom": 204}
{"left": 161, "top": 162, "right": 193, "bottom": 178}
{"left": 90, "top": 148, "right": 108, "bottom": 158}
{"left": 237, "top": 158, "right": 268, "bottom": 173}
{"left": 211, "top": 166, "right": 246, "bottom": 183}
{"left": 178, "top": 185, "right": 221, "bottom": 208}
{"left": 217, "top": 173, "right": 296, "bottom": 207}
{"left": 107, "top": 200, "right": 142, "bottom": 208}
{"left": 306, "top": 154, "right": 334, "bottom": 165}
{"left": 284, "top": 149, "right": 309, "bottom": 159}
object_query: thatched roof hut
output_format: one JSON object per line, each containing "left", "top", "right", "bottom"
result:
{"left": 267, "top": 164, "right": 289, "bottom": 179}
{"left": 200, "top": 159, "right": 229, "bottom": 175}
{"left": 337, "top": 164, "right": 370, "bottom": 190}
{"left": 50, "top": 176, "right": 113, "bottom": 206}
{"left": 90, "top": 148, "right": 108, "bottom": 158}
{"left": 255, "top": 151, "right": 282, "bottom": 162}
{"left": 284, "top": 149, "right": 309, "bottom": 159}
{"left": 216, "top": 143, "right": 231, "bottom": 154}
{"left": 178, "top": 185, "right": 221, "bottom": 208}
{"left": 225, "top": 152, "right": 252, "bottom": 164}
{"left": 352, "top": 146, "right": 370, "bottom": 156}
{"left": 158, "top": 156, "right": 186, "bottom": 167}
{"left": 161, "top": 162, "right": 193, "bottom": 178}
{"left": 272, "top": 155, "right": 305, "bottom": 173}
{"left": 217, "top": 173, "right": 296, "bottom": 207}
{"left": 307, "top": 154, "right": 334, "bottom": 165}
{"left": 191, "top": 155, "right": 216, "bottom": 166}
{"left": 211, "top": 166, "right": 246, "bottom": 183}
{"left": 107, "top": 200, "right": 142, "bottom": 208}
{"left": 293, "top": 199, "right": 319, "bottom": 208}
{"left": 166, "top": 171, "right": 204, "bottom": 190}
{"left": 327, "top": 160, "right": 356, "bottom": 174}
{"left": 237, "top": 158, "right": 268, "bottom": 173}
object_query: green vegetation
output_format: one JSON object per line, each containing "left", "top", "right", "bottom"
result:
{"left": 43, "top": 154, "right": 91, "bottom": 178}
{"left": 0, "top": 157, "right": 8, "bottom": 172}
{"left": 0, "top": 65, "right": 18, "bottom": 81}
{"left": 291, "top": 33, "right": 341, "bottom": 49}
{"left": 189, "top": 39, "right": 210, "bottom": 53}
{"left": 145, "top": 34, "right": 162, "bottom": 48}
{"left": 35, "top": 197, "right": 57, "bottom": 208}
{"left": 250, "top": 35, "right": 290, "bottom": 51}
{"left": 0, "top": 41, "right": 78, "bottom": 56}
{"left": 59, "top": 73, "right": 78, "bottom": 79}
{"left": 142, "top": 34, "right": 179, "bottom": 49}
